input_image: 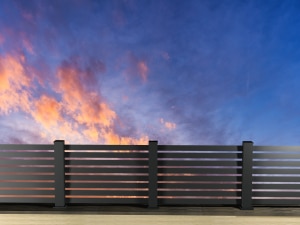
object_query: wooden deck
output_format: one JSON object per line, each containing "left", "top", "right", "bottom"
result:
{"left": 1, "top": 205, "right": 300, "bottom": 224}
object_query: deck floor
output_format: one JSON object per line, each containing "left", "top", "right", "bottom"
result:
{"left": 1, "top": 205, "right": 300, "bottom": 225}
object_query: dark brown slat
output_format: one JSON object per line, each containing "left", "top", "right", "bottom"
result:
{"left": 253, "top": 169, "right": 300, "bottom": 174}
{"left": 253, "top": 191, "right": 300, "bottom": 197}
{"left": 0, "top": 182, "right": 54, "bottom": 188}
{"left": 0, "top": 166, "right": 54, "bottom": 173}
{"left": 65, "top": 167, "right": 148, "bottom": 174}
{"left": 0, "top": 152, "right": 54, "bottom": 157}
{"left": 158, "top": 168, "right": 241, "bottom": 174}
{"left": 158, "top": 183, "right": 241, "bottom": 189}
{"left": 65, "top": 159, "right": 148, "bottom": 166}
{"left": 0, "top": 175, "right": 54, "bottom": 180}
{"left": 253, "top": 153, "right": 300, "bottom": 159}
{"left": 66, "top": 190, "right": 148, "bottom": 196}
{"left": 158, "top": 160, "right": 241, "bottom": 167}
{"left": 158, "top": 191, "right": 240, "bottom": 197}
{"left": 66, "top": 152, "right": 148, "bottom": 159}
{"left": 158, "top": 145, "right": 240, "bottom": 151}
{"left": 0, "top": 145, "right": 53, "bottom": 150}
{"left": 0, "top": 198, "right": 54, "bottom": 204}
{"left": 158, "top": 152, "right": 241, "bottom": 159}
{"left": 252, "top": 176, "right": 300, "bottom": 182}
{"left": 253, "top": 183, "right": 300, "bottom": 189}
{"left": 0, "top": 160, "right": 54, "bottom": 165}
{"left": 65, "top": 175, "right": 149, "bottom": 181}
{"left": 66, "top": 182, "right": 148, "bottom": 189}
{"left": 158, "top": 175, "right": 241, "bottom": 182}
{"left": 252, "top": 198, "right": 300, "bottom": 206}
{"left": 66, "top": 198, "right": 147, "bottom": 205}
{"left": 253, "top": 161, "right": 300, "bottom": 167}
{"left": 65, "top": 145, "right": 147, "bottom": 151}
{"left": 0, "top": 190, "right": 54, "bottom": 195}
{"left": 254, "top": 146, "right": 300, "bottom": 151}
{"left": 158, "top": 198, "right": 240, "bottom": 205}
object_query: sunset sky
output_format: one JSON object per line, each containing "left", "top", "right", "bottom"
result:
{"left": 0, "top": 0, "right": 300, "bottom": 145}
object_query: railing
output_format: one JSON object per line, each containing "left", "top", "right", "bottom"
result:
{"left": 0, "top": 140, "right": 300, "bottom": 209}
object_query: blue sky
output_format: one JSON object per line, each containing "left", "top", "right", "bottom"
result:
{"left": 0, "top": 0, "right": 299, "bottom": 145}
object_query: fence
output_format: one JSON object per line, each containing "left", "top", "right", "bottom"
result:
{"left": 0, "top": 140, "right": 300, "bottom": 209}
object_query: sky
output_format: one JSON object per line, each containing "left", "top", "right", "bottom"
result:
{"left": 0, "top": 0, "right": 300, "bottom": 145}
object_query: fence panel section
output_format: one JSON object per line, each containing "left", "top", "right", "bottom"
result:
{"left": 0, "top": 144, "right": 55, "bottom": 203}
{"left": 252, "top": 146, "right": 300, "bottom": 205}
{"left": 64, "top": 144, "right": 149, "bottom": 205}
{"left": 157, "top": 145, "right": 242, "bottom": 205}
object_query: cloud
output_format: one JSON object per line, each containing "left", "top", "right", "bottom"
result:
{"left": 160, "top": 118, "right": 176, "bottom": 130}
{"left": 32, "top": 95, "right": 62, "bottom": 129}
{"left": 0, "top": 54, "right": 31, "bottom": 114}
{"left": 53, "top": 58, "right": 148, "bottom": 144}
{"left": 122, "top": 52, "right": 149, "bottom": 83}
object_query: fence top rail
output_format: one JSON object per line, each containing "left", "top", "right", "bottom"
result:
{"left": 65, "top": 145, "right": 148, "bottom": 151}
{"left": 254, "top": 146, "right": 300, "bottom": 151}
{"left": 158, "top": 145, "right": 241, "bottom": 151}
{"left": 0, "top": 144, "right": 54, "bottom": 150}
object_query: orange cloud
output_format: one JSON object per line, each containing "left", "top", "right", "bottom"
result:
{"left": 32, "top": 95, "right": 62, "bottom": 128}
{"left": 54, "top": 60, "right": 148, "bottom": 144}
{"left": 103, "top": 129, "right": 148, "bottom": 145}
{"left": 160, "top": 118, "right": 176, "bottom": 130}
{"left": 0, "top": 54, "right": 31, "bottom": 114}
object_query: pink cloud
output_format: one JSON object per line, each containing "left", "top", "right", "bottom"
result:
{"left": 160, "top": 118, "right": 176, "bottom": 130}
{"left": 0, "top": 54, "right": 32, "bottom": 114}
{"left": 32, "top": 95, "right": 62, "bottom": 129}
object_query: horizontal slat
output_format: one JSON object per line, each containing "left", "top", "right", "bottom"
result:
{"left": 253, "top": 170, "right": 300, "bottom": 175}
{"left": 66, "top": 197, "right": 147, "bottom": 205}
{"left": 252, "top": 176, "right": 300, "bottom": 182}
{"left": 253, "top": 154, "right": 300, "bottom": 159}
{"left": 158, "top": 198, "right": 240, "bottom": 205}
{"left": 158, "top": 182, "right": 241, "bottom": 189}
{"left": 158, "top": 153, "right": 241, "bottom": 159}
{"left": 65, "top": 167, "right": 148, "bottom": 173}
{"left": 65, "top": 175, "right": 149, "bottom": 181}
{"left": 0, "top": 197, "right": 54, "bottom": 204}
{"left": 0, "top": 160, "right": 54, "bottom": 165}
{"left": 66, "top": 160, "right": 147, "bottom": 167}
{"left": 0, "top": 152, "right": 53, "bottom": 157}
{"left": 0, "top": 190, "right": 54, "bottom": 195}
{"left": 65, "top": 145, "right": 147, "bottom": 151}
{"left": 158, "top": 160, "right": 241, "bottom": 167}
{"left": 253, "top": 183, "right": 300, "bottom": 189}
{"left": 253, "top": 161, "right": 300, "bottom": 167}
{"left": 158, "top": 145, "right": 241, "bottom": 151}
{"left": 253, "top": 198, "right": 300, "bottom": 206}
{"left": 253, "top": 191, "right": 300, "bottom": 197}
{"left": 158, "top": 168, "right": 241, "bottom": 174}
{"left": 0, "top": 175, "right": 54, "bottom": 180}
{"left": 158, "top": 175, "right": 241, "bottom": 182}
{"left": 0, "top": 182, "right": 54, "bottom": 188}
{"left": 158, "top": 191, "right": 240, "bottom": 197}
{"left": 254, "top": 146, "right": 300, "bottom": 151}
{"left": 0, "top": 145, "right": 53, "bottom": 150}
{"left": 0, "top": 166, "right": 54, "bottom": 172}
{"left": 66, "top": 190, "right": 148, "bottom": 196}
{"left": 66, "top": 152, "right": 148, "bottom": 158}
{"left": 66, "top": 182, "right": 148, "bottom": 189}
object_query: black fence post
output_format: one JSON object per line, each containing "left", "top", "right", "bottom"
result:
{"left": 241, "top": 141, "right": 254, "bottom": 210}
{"left": 148, "top": 140, "right": 158, "bottom": 208}
{"left": 54, "top": 140, "right": 65, "bottom": 208}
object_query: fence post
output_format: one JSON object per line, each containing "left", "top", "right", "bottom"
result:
{"left": 241, "top": 141, "right": 254, "bottom": 210}
{"left": 54, "top": 140, "right": 65, "bottom": 208}
{"left": 148, "top": 140, "right": 158, "bottom": 208}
